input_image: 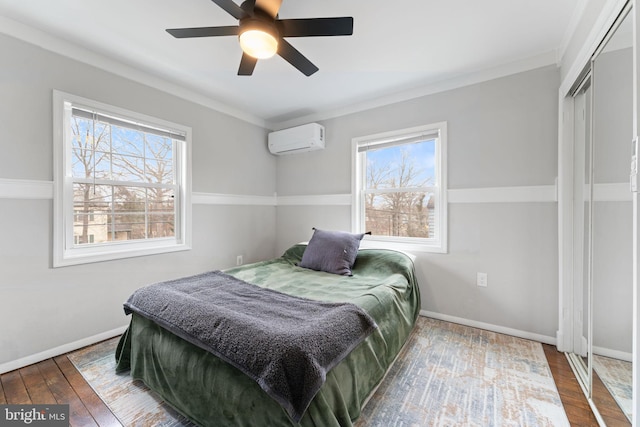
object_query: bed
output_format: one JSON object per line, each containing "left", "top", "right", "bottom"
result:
{"left": 115, "top": 242, "right": 420, "bottom": 427}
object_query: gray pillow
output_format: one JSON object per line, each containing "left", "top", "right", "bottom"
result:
{"left": 299, "top": 228, "right": 365, "bottom": 276}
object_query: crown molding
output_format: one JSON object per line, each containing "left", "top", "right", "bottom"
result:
{"left": 557, "top": 0, "right": 589, "bottom": 64}
{"left": 559, "top": 0, "right": 630, "bottom": 95}
{"left": 0, "top": 12, "right": 571, "bottom": 133}
{"left": 0, "top": 14, "right": 268, "bottom": 129}
{"left": 269, "top": 51, "right": 559, "bottom": 130}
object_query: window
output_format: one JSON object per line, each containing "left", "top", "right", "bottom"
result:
{"left": 352, "top": 122, "right": 447, "bottom": 252}
{"left": 53, "top": 91, "right": 192, "bottom": 267}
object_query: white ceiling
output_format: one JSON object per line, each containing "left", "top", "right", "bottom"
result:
{"left": 0, "top": 0, "right": 583, "bottom": 128}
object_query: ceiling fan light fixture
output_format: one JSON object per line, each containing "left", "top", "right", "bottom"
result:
{"left": 167, "top": 1, "right": 354, "bottom": 76}
{"left": 239, "top": 20, "right": 279, "bottom": 59}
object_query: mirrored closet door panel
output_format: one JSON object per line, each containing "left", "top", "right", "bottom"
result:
{"left": 590, "top": 7, "right": 633, "bottom": 423}
{"left": 572, "top": 79, "right": 591, "bottom": 383}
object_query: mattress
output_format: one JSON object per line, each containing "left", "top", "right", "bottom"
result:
{"left": 115, "top": 244, "right": 420, "bottom": 426}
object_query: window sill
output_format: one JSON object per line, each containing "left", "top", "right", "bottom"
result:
{"left": 359, "top": 237, "right": 447, "bottom": 254}
{"left": 53, "top": 242, "right": 191, "bottom": 268}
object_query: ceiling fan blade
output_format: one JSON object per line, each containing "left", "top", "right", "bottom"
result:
{"left": 277, "top": 39, "right": 319, "bottom": 76}
{"left": 166, "top": 26, "right": 239, "bottom": 38}
{"left": 278, "top": 17, "right": 354, "bottom": 37}
{"left": 238, "top": 53, "right": 258, "bottom": 76}
{"left": 211, "top": 0, "right": 247, "bottom": 20}
{"left": 255, "top": 0, "right": 282, "bottom": 18}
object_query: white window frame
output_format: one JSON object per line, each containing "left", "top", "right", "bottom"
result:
{"left": 52, "top": 90, "right": 192, "bottom": 267}
{"left": 351, "top": 122, "right": 448, "bottom": 253}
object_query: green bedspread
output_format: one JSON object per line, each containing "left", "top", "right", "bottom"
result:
{"left": 115, "top": 244, "right": 420, "bottom": 427}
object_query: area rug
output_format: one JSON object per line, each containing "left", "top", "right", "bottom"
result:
{"left": 593, "top": 354, "right": 632, "bottom": 421}
{"left": 356, "top": 317, "right": 569, "bottom": 426}
{"left": 68, "top": 317, "right": 569, "bottom": 426}
{"left": 67, "top": 338, "right": 196, "bottom": 427}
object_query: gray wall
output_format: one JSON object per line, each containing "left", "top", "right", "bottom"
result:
{"left": 0, "top": 27, "right": 565, "bottom": 368}
{"left": 276, "top": 66, "right": 561, "bottom": 340}
{"left": 0, "top": 33, "right": 277, "bottom": 367}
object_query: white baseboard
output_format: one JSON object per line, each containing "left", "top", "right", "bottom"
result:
{"left": 0, "top": 325, "right": 128, "bottom": 374}
{"left": 593, "top": 345, "right": 633, "bottom": 363}
{"left": 420, "top": 310, "right": 557, "bottom": 346}
{"left": 556, "top": 330, "right": 567, "bottom": 352}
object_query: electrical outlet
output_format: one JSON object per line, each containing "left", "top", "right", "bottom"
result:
{"left": 477, "top": 272, "right": 488, "bottom": 287}
{"left": 236, "top": 255, "right": 243, "bottom": 266}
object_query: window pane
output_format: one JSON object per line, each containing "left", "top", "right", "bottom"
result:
{"left": 93, "top": 151, "right": 112, "bottom": 180}
{"left": 113, "top": 186, "right": 146, "bottom": 214}
{"left": 365, "top": 192, "right": 435, "bottom": 238}
{"left": 112, "top": 186, "right": 147, "bottom": 241}
{"left": 365, "top": 139, "right": 436, "bottom": 190}
{"left": 72, "top": 184, "right": 176, "bottom": 245}
{"left": 145, "top": 134, "right": 174, "bottom": 184}
{"left": 71, "top": 116, "right": 92, "bottom": 146}
{"left": 145, "top": 158, "right": 174, "bottom": 184}
{"left": 93, "top": 122, "right": 111, "bottom": 153}
{"left": 147, "top": 189, "right": 174, "bottom": 212}
{"left": 112, "top": 214, "right": 146, "bottom": 241}
{"left": 71, "top": 148, "right": 92, "bottom": 178}
{"left": 73, "top": 222, "right": 109, "bottom": 245}
{"left": 112, "top": 126, "right": 144, "bottom": 157}
{"left": 147, "top": 189, "right": 175, "bottom": 238}
{"left": 71, "top": 121, "right": 111, "bottom": 179}
{"left": 148, "top": 213, "right": 175, "bottom": 238}
{"left": 73, "top": 184, "right": 111, "bottom": 212}
{"left": 112, "top": 154, "right": 145, "bottom": 182}
{"left": 70, "top": 117, "right": 92, "bottom": 180}
{"left": 71, "top": 117, "right": 111, "bottom": 151}
{"left": 146, "top": 134, "right": 173, "bottom": 159}
{"left": 73, "top": 184, "right": 111, "bottom": 245}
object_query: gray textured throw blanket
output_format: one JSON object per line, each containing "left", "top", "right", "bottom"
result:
{"left": 123, "top": 270, "right": 377, "bottom": 422}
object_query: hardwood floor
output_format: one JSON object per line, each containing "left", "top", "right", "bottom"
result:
{"left": 542, "top": 344, "right": 631, "bottom": 427}
{"left": 0, "top": 354, "right": 122, "bottom": 427}
{"left": 0, "top": 343, "right": 625, "bottom": 426}
{"left": 543, "top": 344, "right": 600, "bottom": 426}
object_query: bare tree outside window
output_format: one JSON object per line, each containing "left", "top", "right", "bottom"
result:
{"left": 363, "top": 139, "right": 436, "bottom": 239}
{"left": 54, "top": 91, "right": 191, "bottom": 267}
{"left": 70, "top": 115, "right": 176, "bottom": 246}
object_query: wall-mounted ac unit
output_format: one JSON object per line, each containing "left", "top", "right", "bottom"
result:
{"left": 268, "top": 123, "right": 325, "bottom": 155}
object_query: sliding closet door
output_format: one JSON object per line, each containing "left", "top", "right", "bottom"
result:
{"left": 572, "top": 82, "right": 591, "bottom": 370}
{"left": 590, "top": 8, "right": 633, "bottom": 421}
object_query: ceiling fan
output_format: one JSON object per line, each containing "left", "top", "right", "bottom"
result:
{"left": 166, "top": 0, "right": 354, "bottom": 76}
